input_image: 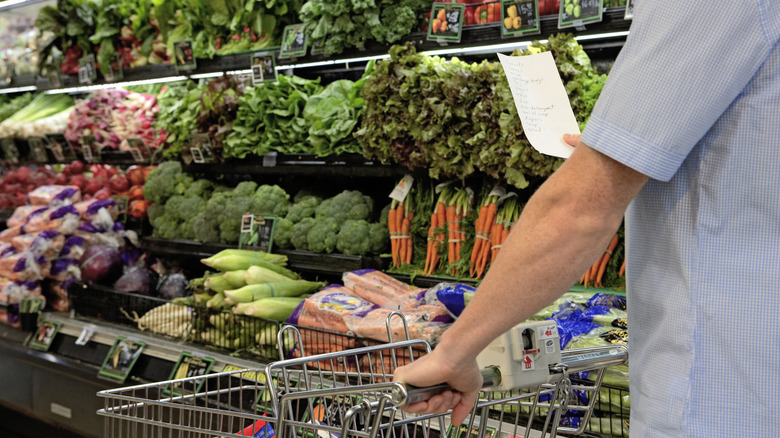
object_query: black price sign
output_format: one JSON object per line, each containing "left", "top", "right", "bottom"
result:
{"left": 189, "top": 133, "right": 214, "bottom": 164}
{"left": 174, "top": 40, "right": 196, "bottom": 71}
{"left": 501, "top": 0, "right": 541, "bottom": 37}
{"left": 1, "top": 137, "right": 19, "bottom": 163}
{"left": 280, "top": 24, "right": 307, "bottom": 58}
{"left": 46, "top": 133, "right": 77, "bottom": 162}
{"left": 427, "top": 3, "right": 465, "bottom": 43}
{"left": 165, "top": 352, "right": 215, "bottom": 396}
{"left": 251, "top": 52, "right": 278, "bottom": 86}
{"left": 78, "top": 54, "right": 97, "bottom": 84}
{"left": 81, "top": 135, "right": 101, "bottom": 162}
{"left": 28, "top": 137, "right": 49, "bottom": 163}
{"left": 239, "top": 214, "right": 276, "bottom": 253}
{"left": 558, "top": 0, "right": 603, "bottom": 28}
{"left": 125, "top": 138, "right": 151, "bottom": 163}
{"left": 27, "top": 320, "right": 61, "bottom": 351}
{"left": 98, "top": 337, "right": 146, "bottom": 383}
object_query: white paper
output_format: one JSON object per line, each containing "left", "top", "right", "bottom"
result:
{"left": 497, "top": 52, "right": 579, "bottom": 158}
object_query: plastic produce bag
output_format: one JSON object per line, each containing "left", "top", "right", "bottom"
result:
{"left": 342, "top": 269, "right": 422, "bottom": 310}
{"left": 287, "top": 285, "right": 379, "bottom": 335}
{"left": 26, "top": 185, "right": 81, "bottom": 206}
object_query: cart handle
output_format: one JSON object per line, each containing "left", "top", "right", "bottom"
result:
{"left": 394, "top": 344, "right": 628, "bottom": 406}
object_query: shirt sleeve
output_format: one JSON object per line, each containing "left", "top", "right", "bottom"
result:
{"left": 581, "top": 0, "right": 779, "bottom": 181}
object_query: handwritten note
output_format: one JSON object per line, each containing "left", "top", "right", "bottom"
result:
{"left": 497, "top": 52, "right": 579, "bottom": 158}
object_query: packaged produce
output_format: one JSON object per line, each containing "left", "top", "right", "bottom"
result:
{"left": 342, "top": 306, "right": 453, "bottom": 344}
{"left": 286, "top": 286, "right": 379, "bottom": 335}
{"left": 342, "top": 269, "right": 421, "bottom": 310}
{"left": 27, "top": 185, "right": 81, "bottom": 206}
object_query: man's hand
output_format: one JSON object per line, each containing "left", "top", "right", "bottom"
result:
{"left": 562, "top": 133, "right": 580, "bottom": 147}
{"left": 393, "top": 343, "right": 483, "bottom": 426}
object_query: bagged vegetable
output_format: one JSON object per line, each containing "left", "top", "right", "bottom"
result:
{"left": 22, "top": 205, "right": 80, "bottom": 235}
{"left": 286, "top": 285, "right": 379, "bottom": 335}
{"left": 42, "top": 258, "right": 80, "bottom": 282}
{"left": 27, "top": 185, "right": 81, "bottom": 206}
{"left": 0, "top": 252, "right": 46, "bottom": 281}
{"left": 343, "top": 306, "right": 453, "bottom": 344}
{"left": 0, "top": 225, "right": 22, "bottom": 243}
{"left": 59, "top": 236, "right": 86, "bottom": 259}
{"left": 7, "top": 206, "right": 47, "bottom": 228}
{"left": 11, "top": 230, "right": 65, "bottom": 259}
{"left": 420, "top": 283, "right": 476, "bottom": 317}
{"left": 74, "top": 199, "right": 118, "bottom": 220}
{"left": 342, "top": 269, "right": 422, "bottom": 310}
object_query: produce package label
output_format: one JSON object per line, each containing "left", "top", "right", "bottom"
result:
{"left": 497, "top": 52, "right": 579, "bottom": 158}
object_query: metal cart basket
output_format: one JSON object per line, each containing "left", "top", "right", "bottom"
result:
{"left": 98, "top": 325, "right": 628, "bottom": 438}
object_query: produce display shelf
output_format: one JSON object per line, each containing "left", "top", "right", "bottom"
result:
{"left": 138, "top": 237, "right": 384, "bottom": 276}
{"left": 2, "top": 8, "right": 632, "bottom": 95}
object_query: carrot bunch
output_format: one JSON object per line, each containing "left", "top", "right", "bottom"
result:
{"left": 579, "top": 233, "right": 619, "bottom": 288}
{"left": 447, "top": 188, "right": 471, "bottom": 276}
{"left": 423, "top": 187, "right": 471, "bottom": 276}
{"left": 469, "top": 194, "right": 499, "bottom": 278}
{"left": 490, "top": 196, "right": 521, "bottom": 263}
{"left": 424, "top": 190, "right": 449, "bottom": 275}
{"left": 389, "top": 200, "right": 413, "bottom": 268}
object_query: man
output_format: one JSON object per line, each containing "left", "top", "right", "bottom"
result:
{"left": 393, "top": 1, "right": 780, "bottom": 436}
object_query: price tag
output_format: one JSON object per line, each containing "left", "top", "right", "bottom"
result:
{"left": 1, "top": 137, "right": 19, "bottom": 163}
{"left": 125, "top": 138, "right": 151, "bottom": 163}
{"left": 239, "top": 214, "right": 276, "bottom": 253}
{"left": 81, "top": 135, "right": 101, "bottom": 162}
{"left": 309, "top": 40, "right": 325, "bottom": 56}
{"left": 279, "top": 24, "right": 307, "bottom": 59}
{"left": 389, "top": 175, "right": 415, "bottom": 203}
{"left": 165, "top": 352, "right": 215, "bottom": 396}
{"left": 104, "top": 53, "right": 123, "bottom": 82}
{"left": 501, "top": 0, "right": 541, "bottom": 37}
{"left": 558, "top": 0, "right": 603, "bottom": 28}
{"left": 427, "top": 3, "right": 465, "bottom": 43}
{"left": 112, "top": 196, "right": 129, "bottom": 224}
{"left": 75, "top": 326, "right": 96, "bottom": 346}
{"left": 174, "top": 40, "right": 197, "bottom": 71}
{"left": 78, "top": 54, "right": 97, "bottom": 84}
{"left": 262, "top": 151, "right": 277, "bottom": 167}
{"left": 0, "top": 60, "right": 13, "bottom": 85}
{"left": 624, "top": 0, "right": 634, "bottom": 19}
{"left": 98, "top": 337, "right": 146, "bottom": 383}
{"left": 46, "top": 133, "right": 76, "bottom": 162}
{"left": 251, "top": 51, "right": 278, "bottom": 86}
{"left": 28, "top": 137, "right": 49, "bottom": 163}
{"left": 189, "top": 133, "right": 214, "bottom": 163}
{"left": 27, "top": 320, "right": 61, "bottom": 351}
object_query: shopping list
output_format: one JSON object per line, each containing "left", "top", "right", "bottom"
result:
{"left": 497, "top": 52, "right": 579, "bottom": 158}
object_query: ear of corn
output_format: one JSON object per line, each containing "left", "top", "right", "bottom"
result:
{"left": 224, "top": 280, "right": 325, "bottom": 303}
{"left": 223, "top": 270, "right": 248, "bottom": 288}
{"left": 204, "top": 274, "right": 232, "bottom": 293}
{"left": 245, "top": 265, "right": 295, "bottom": 284}
{"left": 201, "top": 249, "right": 287, "bottom": 271}
{"left": 235, "top": 296, "right": 307, "bottom": 321}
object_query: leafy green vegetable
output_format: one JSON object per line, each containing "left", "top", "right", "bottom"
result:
{"left": 303, "top": 79, "right": 365, "bottom": 156}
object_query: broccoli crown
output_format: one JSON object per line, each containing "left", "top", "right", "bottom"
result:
{"left": 187, "top": 179, "right": 215, "bottom": 198}
{"left": 178, "top": 196, "right": 207, "bottom": 220}
{"left": 336, "top": 219, "right": 372, "bottom": 255}
{"left": 307, "top": 217, "right": 340, "bottom": 254}
{"left": 143, "top": 161, "right": 183, "bottom": 203}
{"left": 203, "top": 191, "right": 230, "bottom": 217}
{"left": 151, "top": 213, "right": 180, "bottom": 239}
{"left": 368, "top": 222, "right": 389, "bottom": 254}
{"left": 294, "top": 189, "right": 318, "bottom": 203}
{"left": 233, "top": 180, "right": 259, "bottom": 198}
{"left": 290, "top": 217, "right": 316, "bottom": 251}
{"left": 273, "top": 217, "right": 294, "bottom": 249}
{"left": 315, "top": 190, "right": 374, "bottom": 225}
{"left": 250, "top": 184, "right": 290, "bottom": 217}
{"left": 219, "top": 195, "right": 252, "bottom": 244}
{"left": 285, "top": 195, "right": 322, "bottom": 224}
{"left": 164, "top": 195, "right": 187, "bottom": 221}
{"left": 379, "top": 203, "right": 392, "bottom": 228}
{"left": 174, "top": 173, "right": 194, "bottom": 196}
{"left": 193, "top": 212, "right": 220, "bottom": 244}
{"left": 177, "top": 216, "right": 198, "bottom": 240}
{"left": 146, "top": 202, "right": 166, "bottom": 225}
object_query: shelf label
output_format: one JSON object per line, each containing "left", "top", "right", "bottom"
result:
{"left": 501, "top": 0, "right": 541, "bottom": 37}
{"left": 78, "top": 54, "right": 97, "bottom": 84}
{"left": 1, "top": 137, "right": 19, "bottom": 163}
{"left": 427, "top": 3, "right": 465, "bottom": 43}
{"left": 389, "top": 175, "right": 414, "bottom": 203}
{"left": 239, "top": 213, "right": 276, "bottom": 253}
{"left": 98, "top": 337, "right": 146, "bottom": 383}
{"left": 75, "top": 325, "right": 96, "bottom": 346}
{"left": 46, "top": 133, "right": 76, "bottom": 162}
{"left": 28, "top": 137, "right": 49, "bottom": 163}
{"left": 174, "top": 40, "right": 197, "bottom": 71}
{"left": 624, "top": 0, "right": 634, "bottom": 19}
{"left": 0, "top": 59, "right": 13, "bottom": 85}
{"left": 251, "top": 51, "right": 278, "bottom": 86}
{"left": 28, "top": 320, "right": 62, "bottom": 351}
{"left": 125, "top": 138, "right": 151, "bottom": 163}
{"left": 309, "top": 40, "right": 324, "bottom": 56}
{"left": 104, "top": 53, "right": 123, "bottom": 82}
{"left": 558, "top": 0, "right": 603, "bottom": 28}
{"left": 189, "top": 133, "right": 214, "bottom": 164}
{"left": 81, "top": 134, "right": 101, "bottom": 162}
{"left": 262, "top": 151, "right": 277, "bottom": 167}
{"left": 165, "top": 352, "right": 215, "bottom": 396}
{"left": 280, "top": 24, "right": 308, "bottom": 59}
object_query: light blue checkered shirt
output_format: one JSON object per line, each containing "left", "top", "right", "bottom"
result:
{"left": 580, "top": 1, "right": 780, "bottom": 436}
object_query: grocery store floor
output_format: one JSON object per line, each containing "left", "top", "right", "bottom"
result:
{"left": 0, "top": 405, "right": 90, "bottom": 438}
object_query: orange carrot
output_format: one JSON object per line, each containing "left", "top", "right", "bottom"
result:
{"left": 492, "top": 222, "right": 504, "bottom": 262}
{"left": 446, "top": 204, "right": 456, "bottom": 266}
{"left": 470, "top": 205, "right": 488, "bottom": 265}
{"left": 388, "top": 204, "right": 398, "bottom": 267}
{"left": 595, "top": 234, "right": 619, "bottom": 287}
{"left": 402, "top": 216, "right": 412, "bottom": 265}
{"left": 425, "top": 212, "right": 437, "bottom": 274}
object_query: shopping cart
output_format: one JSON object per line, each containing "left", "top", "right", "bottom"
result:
{"left": 98, "top": 324, "right": 628, "bottom": 438}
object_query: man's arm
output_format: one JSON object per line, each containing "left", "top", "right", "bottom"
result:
{"left": 393, "top": 140, "right": 648, "bottom": 425}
